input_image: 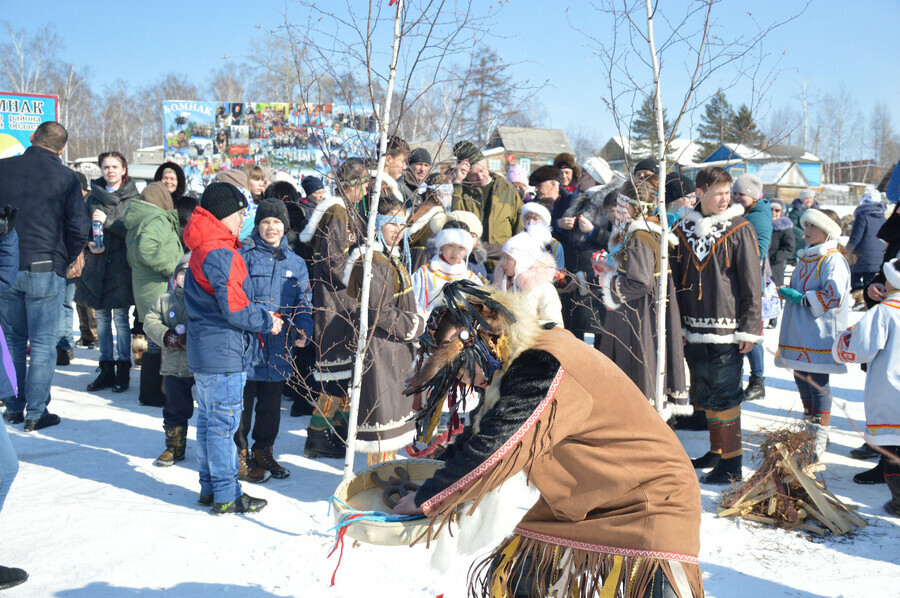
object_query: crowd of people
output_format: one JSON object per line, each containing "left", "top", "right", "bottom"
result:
{"left": 0, "top": 120, "right": 898, "bottom": 594}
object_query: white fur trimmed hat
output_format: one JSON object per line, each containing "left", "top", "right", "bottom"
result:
{"left": 434, "top": 227, "right": 474, "bottom": 255}
{"left": 521, "top": 202, "right": 552, "bottom": 227}
{"left": 800, "top": 208, "right": 842, "bottom": 241}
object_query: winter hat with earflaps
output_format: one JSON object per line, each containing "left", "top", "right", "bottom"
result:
{"left": 800, "top": 208, "right": 842, "bottom": 241}
{"left": 501, "top": 232, "right": 542, "bottom": 277}
{"left": 434, "top": 227, "right": 475, "bottom": 256}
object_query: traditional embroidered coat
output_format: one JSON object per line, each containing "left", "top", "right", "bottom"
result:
{"left": 670, "top": 205, "right": 762, "bottom": 344}
{"left": 599, "top": 219, "right": 687, "bottom": 403}
{"left": 411, "top": 256, "right": 484, "bottom": 318}
{"left": 415, "top": 326, "right": 704, "bottom": 598}
{"left": 775, "top": 240, "right": 850, "bottom": 374}
{"left": 343, "top": 243, "right": 426, "bottom": 452}
{"left": 834, "top": 291, "right": 900, "bottom": 447}
{"left": 299, "top": 196, "right": 361, "bottom": 390}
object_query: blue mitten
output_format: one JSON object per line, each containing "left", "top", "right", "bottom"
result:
{"left": 778, "top": 286, "right": 804, "bottom": 305}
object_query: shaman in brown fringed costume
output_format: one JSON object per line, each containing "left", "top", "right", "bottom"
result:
{"left": 405, "top": 282, "right": 703, "bottom": 598}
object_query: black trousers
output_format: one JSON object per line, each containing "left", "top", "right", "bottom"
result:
{"left": 684, "top": 342, "right": 743, "bottom": 412}
{"left": 235, "top": 380, "right": 285, "bottom": 451}
{"left": 162, "top": 376, "right": 195, "bottom": 427}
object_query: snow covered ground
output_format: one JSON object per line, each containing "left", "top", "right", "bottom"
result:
{"left": 2, "top": 315, "right": 899, "bottom": 598}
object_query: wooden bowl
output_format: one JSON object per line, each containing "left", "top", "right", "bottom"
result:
{"left": 331, "top": 459, "right": 446, "bottom": 546}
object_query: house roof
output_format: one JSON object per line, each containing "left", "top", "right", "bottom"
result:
{"left": 491, "top": 126, "right": 573, "bottom": 155}
{"left": 605, "top": 136, "right": 704, "bottom": 165}
{"left": 763, "top": 144, "right": 820, "bottom": 162}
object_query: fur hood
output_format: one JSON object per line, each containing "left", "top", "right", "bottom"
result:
{"left": 679, "top": 204, "right": 744, "bottom": 238}
{"left": 563, "top": 180, "right": 620, "bottom": 225}
{"left": 493, "top": 251, "right": 557, "bottom": 292}
{"left": 772, "top": 216, "right": 793, "bottom": 232}
{"left": 298, "top": 195, "right": 346, "bottom": 243}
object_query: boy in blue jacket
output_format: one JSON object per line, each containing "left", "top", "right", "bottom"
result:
{"left": 237, "top": 199, "right": 313, "bottom": 482}
{"left": 183, "top": 183, "right": 283, "bottom": 515}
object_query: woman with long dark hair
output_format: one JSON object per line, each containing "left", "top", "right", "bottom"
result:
{"left": 76, "top": 151, "right": 138, "bottom": 393}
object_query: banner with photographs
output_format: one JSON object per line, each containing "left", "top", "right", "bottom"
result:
{"left": 162, "top": 100, "right": 378, "bottom": 189}
{"left": 0, "top": 92, "right": 58, "bottom": 158}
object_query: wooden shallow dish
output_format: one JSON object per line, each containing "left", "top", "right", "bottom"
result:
{"left": 331, "top": 459, "right": 445, "bottom": 546}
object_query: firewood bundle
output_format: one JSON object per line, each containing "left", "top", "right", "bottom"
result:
{"left": 717, "top": 427, "right": 867, "bottom": 536}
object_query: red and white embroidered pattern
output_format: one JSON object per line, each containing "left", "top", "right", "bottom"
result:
{"left": 793, "top": 250, "right": 842, "bottom": 312}
{"left": 421, "top": 367, "right": 565, "bottom": 513}
{"left": 514, "top": 527, "right": 699, "bottom": 564}
{"left": 834, "top": 331, "right": 855, "bottom": 363}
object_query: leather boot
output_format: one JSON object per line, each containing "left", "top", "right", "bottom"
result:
{"left": 112, "top": 360, "right": 131, "bottom": 393}
{"left": 853, "top": 459, "right": 887, "bottom": 484}
{"left": 238, "top": 448, "right": 270, "bottom": 483}
{"left": 304, "top": 427, "right": 346, "bottom": 459}
{"left": 155, "top": 425, "right": 187, "bottom": 467}
{"left": 743, "top": 375, "right": 765, "bottom": 401}
{"left": 87, "top": 360, "right": 116, "bottom": 391}
{"left": 138, "top": 352, "right": 165, "bottom": 406}
{"left": 700, "top": 455, "right": 743, "bottom": 485}
{"left": 254, "top": 446, "right": 290, "bottom": 479}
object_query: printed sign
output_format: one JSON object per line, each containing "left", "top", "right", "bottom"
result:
{"left": 162, "top": 100, "right": 377, "bottom": 190}
{"left": 0, "top": 92, "right": 59, "bottom": 158}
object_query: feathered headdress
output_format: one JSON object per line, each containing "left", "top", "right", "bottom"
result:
{"left": 404, "top": 280, "right": 517, "bottom": 444}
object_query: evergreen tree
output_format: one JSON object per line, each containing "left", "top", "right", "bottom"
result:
{"left": 696, "top": 90, "right": 736, "bottom": 159}
{"left": 731, "top": 104, "right": 763, "bottom": 147}
{"left": 631, "top": 95, "right": 675, "bottom": 158}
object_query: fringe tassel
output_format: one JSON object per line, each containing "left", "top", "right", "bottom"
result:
{"left": 468, "top": 535, "right": 705, "bottom": 598}
{"left": 413, "top": 399, "right": 561, "bottom": 549}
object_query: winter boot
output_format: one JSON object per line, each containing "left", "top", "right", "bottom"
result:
{"left": 56, "top": 346, "right": 73, "bottom": 366}
{"left": 0, "top": 565, "right": 28, "bottom": 590}
{"left": 132, "top": 334, "right": 147, "bottom": 366}
{"left": 254, "top": 446, "right": 290, "bottom": 479}
{"left": 743, "top": 375, "right": 765, "bottom": 401}
{"left": 211, "top": 493, "right": 267, "bottom": 515}
{"left": 155, "top": 425, "right": 187, "bottom": 467}
{"left": 700, "top": 455, "right": 742, "bottom": 485}
{"left": 690, "top": 451, "right": 721, "bottom": 470}
{"left": 238, "top": 448, "right": 271, "bottom": 483}
{"left": 138, "top": 352, "right": 165, "bottom": 407}
{"left": 304, "top": 427, "right": 346, "bottom": 459}
{"left": 853, "top": 459, "right": 887, "bottom": 485}
{"left": 886, "top": 460, "right": 900, "bottom": 517}
{"left": 112, "top": 360, "right": 131, "bottom": 393}
{"left": 671, "top": 409, "right": 708, "bottom": 431}
{"left": 86, "top": 360, "right": 116, "bottom": 391}
{"left": 850, "top": 443, "right": 879, "bottom": 460}
{"left": 806, "top": 418, "right": 830, "bottom": 461}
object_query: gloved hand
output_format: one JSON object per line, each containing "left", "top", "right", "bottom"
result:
{"left": 164, "top": 329, "right": 186, "bottom": 350}
{"left": 778, "top": 286, "right": 805, "bottom": 305}
{"left": 0, "top": 206, "right": 17, "bottom": 236}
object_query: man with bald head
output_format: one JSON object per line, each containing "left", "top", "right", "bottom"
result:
{"left": 0, "top": 121, "right": 90, "bottom": 431}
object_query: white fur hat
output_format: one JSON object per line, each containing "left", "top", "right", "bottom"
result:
{"left": 502, "top": 232, "right": 542, "bottom": 277}
{"left": 800, "top": 208, "right": 842, "bottom": 241}
{"left": 521, "top": 202, "right": 552, "bottom": 227}
{"left": 884, "top": 260, "right": 900, "bottom": 290}
{"left": 434, "top": 227, "right": 474, "bottom": 255}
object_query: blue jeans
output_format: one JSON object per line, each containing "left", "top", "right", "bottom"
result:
{"left": 745, "top": 343, "right": 764, "bottom": 378}
{"left": 0, "top": 271, "right": 65, "bottom": 420}
{"left": 194, "top": 372, "right": 246, "bottom": 504}
{"left": 57, "top": 278, "right": 77, "bottom": 351}
{"left": 0, "top": 419, "right": 18, "bottom": 512}
{"left": 96, "top": 308, "right": 131, "bottom": 362}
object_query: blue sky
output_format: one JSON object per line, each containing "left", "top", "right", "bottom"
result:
{"left": 7, "top": 0, "right": 899, "bottom": 148}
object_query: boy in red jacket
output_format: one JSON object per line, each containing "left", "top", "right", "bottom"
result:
{"left": 183, "top": 183, "right": 282, "bottom": 514}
